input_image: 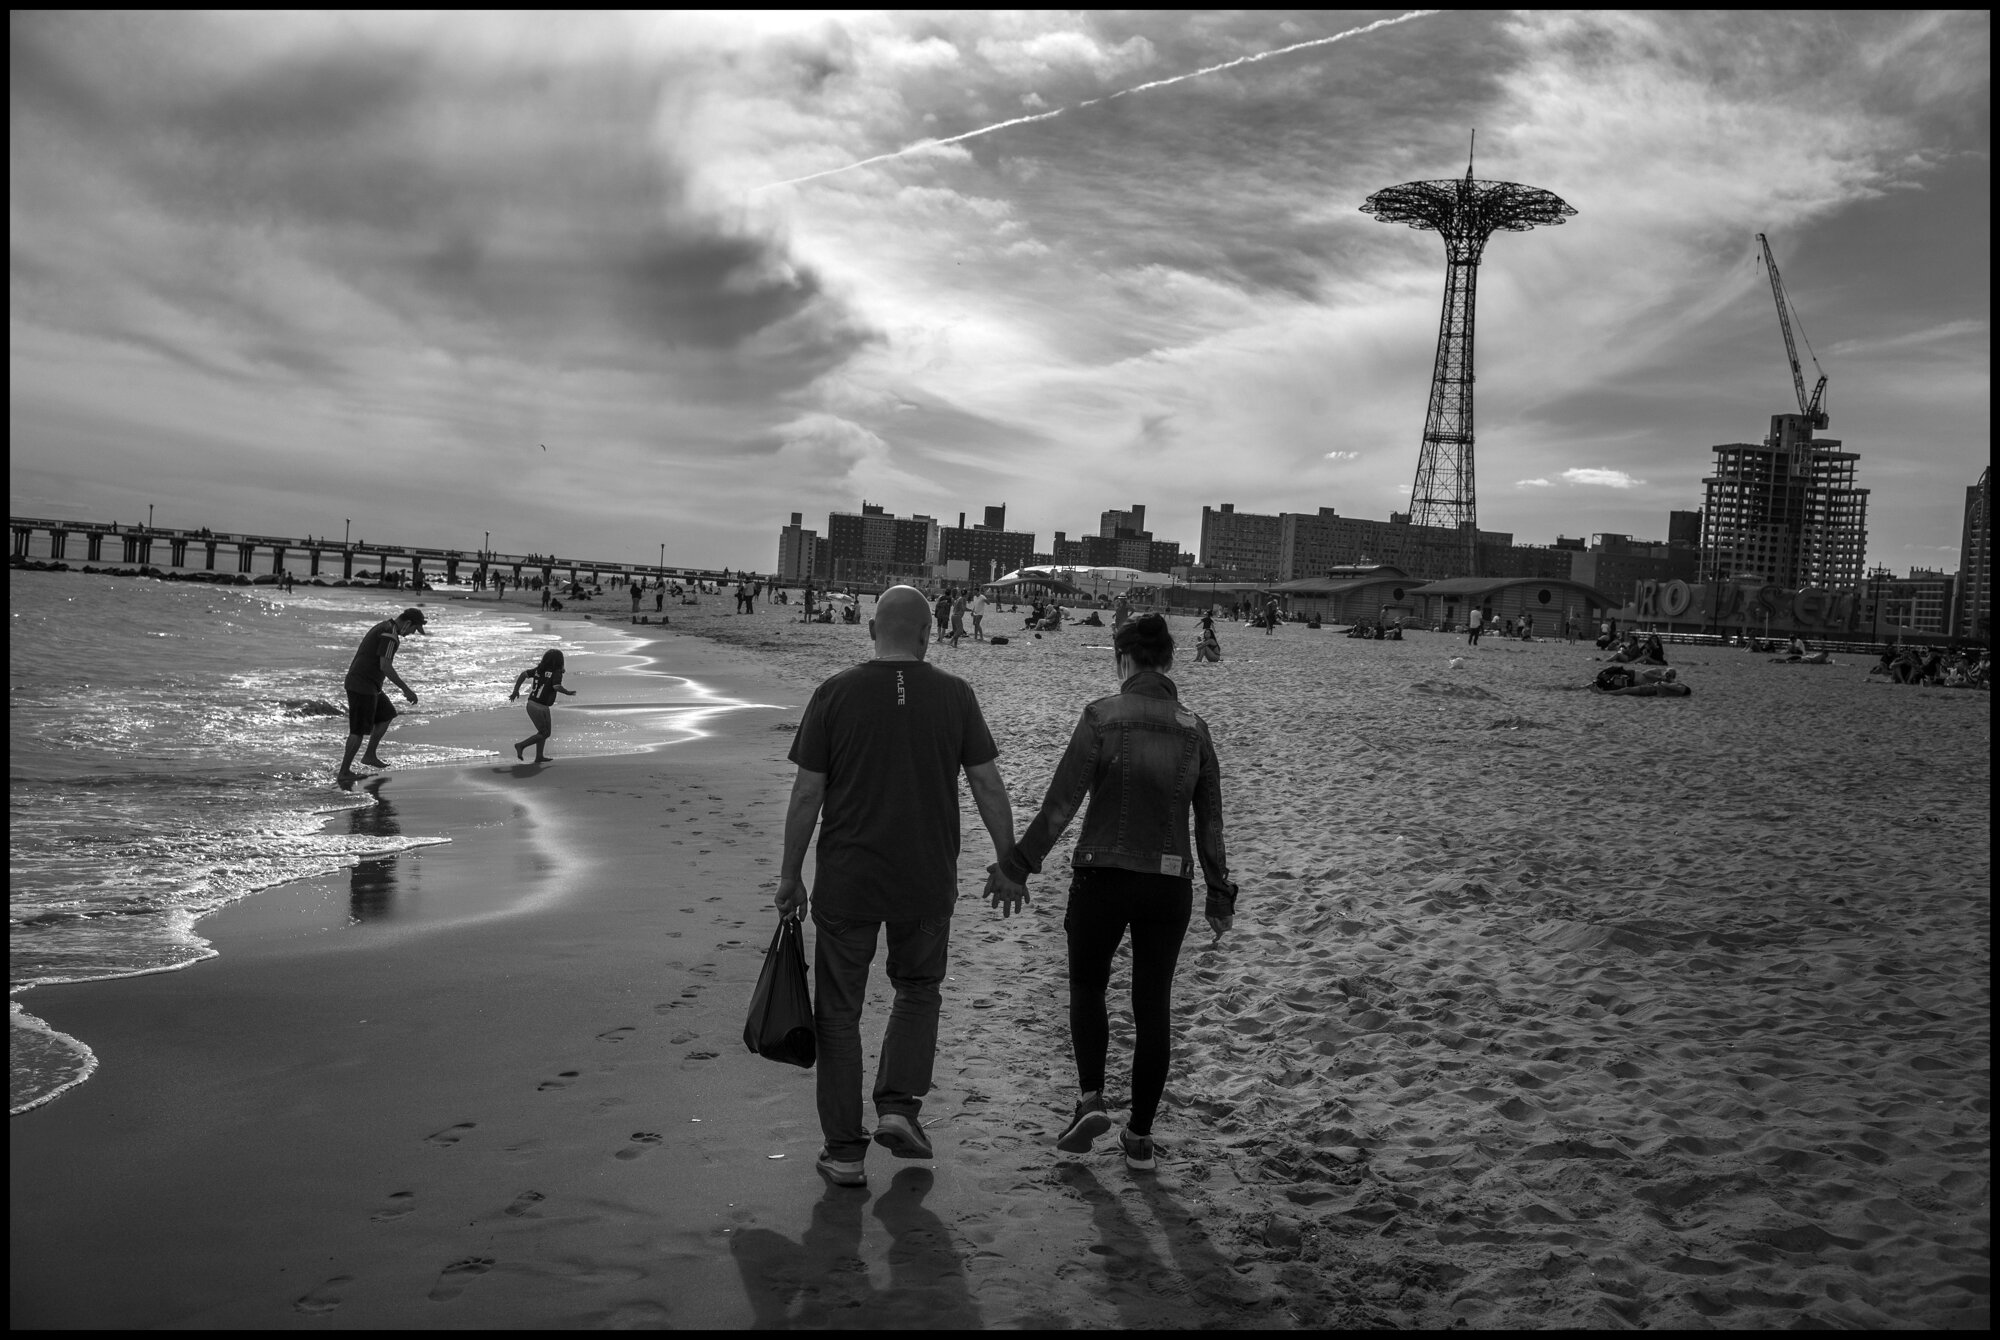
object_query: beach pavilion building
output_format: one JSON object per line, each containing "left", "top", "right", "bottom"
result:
{"left": 1407, "top": 576, "right": 1618, "bottom": 635}
{"left": 1270, "top": 566, "right": 1423, "bottom": 623}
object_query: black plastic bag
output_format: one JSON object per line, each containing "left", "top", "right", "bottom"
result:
{"left": 744, "top": 914, "right": 816, "bottom": 1068}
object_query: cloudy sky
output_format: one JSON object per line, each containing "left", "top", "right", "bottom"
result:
{"left": 10, "top": 10, "right": 1989, "bottom": 574}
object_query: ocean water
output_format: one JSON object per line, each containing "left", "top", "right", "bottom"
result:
{"left": 7, "top": 570, "right": 594, "bottom": 1113}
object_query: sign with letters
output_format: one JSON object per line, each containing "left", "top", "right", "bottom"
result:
{"left": 1630, "top": 579, "right": 1865, "bottom": 633}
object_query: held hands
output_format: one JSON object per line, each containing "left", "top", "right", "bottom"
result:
{"left": 985, "top": 863, "right": 1029, "bottom": 917}
{"left": 403, "top": 688, "right": 418, "bottom": 704}
{"left": 773, "top": 874, "right": 807, "bottom": 920}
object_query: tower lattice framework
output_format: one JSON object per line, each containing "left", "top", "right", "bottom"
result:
{"left": 1363, "top": 163, "right": 1574, "bottom": 576}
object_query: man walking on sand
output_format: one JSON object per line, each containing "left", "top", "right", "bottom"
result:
{"left": 774, "top": 585, "right": 1023, "bottom": 1189}
{"left": 337, "top": 607, "right": 426, "bottom": 781}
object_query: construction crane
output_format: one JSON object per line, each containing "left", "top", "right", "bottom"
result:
{"left": 1756, "top": 233, "right": 1829, "bottom": 429}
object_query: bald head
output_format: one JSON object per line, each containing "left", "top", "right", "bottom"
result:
{"left": 871, "top": 585, "right": 932, "bottom": 658}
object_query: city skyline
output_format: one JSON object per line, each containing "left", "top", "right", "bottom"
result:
{"left": 10, "top": 11, "right": 1990, "bottom": 575}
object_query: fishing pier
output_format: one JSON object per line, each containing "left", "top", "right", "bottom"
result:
{"left": 8, "top": 516, "right": 745, "bottom": 588}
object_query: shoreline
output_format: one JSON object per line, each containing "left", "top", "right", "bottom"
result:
{"left": 6, "top": 588, "right": 756, "bottom": 1117}
{"left": 12, "top": 599, "right": 1991, "bottom": 1328}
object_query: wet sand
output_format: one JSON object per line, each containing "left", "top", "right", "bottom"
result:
{"left": 9, "top": 595, "right": 1989, "bottom": 1328}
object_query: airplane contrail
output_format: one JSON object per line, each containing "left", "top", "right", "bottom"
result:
{"left": 757, "top": 10, "right": 1441, "bottom": 192}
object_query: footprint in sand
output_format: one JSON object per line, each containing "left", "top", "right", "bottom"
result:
{"left": 537, "top": 1071, "right": 581, "bottom": 1091}
{"left": 683, "top": 1050, "right": 719, "bottom": 1062}
{"left": 615, "top": 1132, "right": 664, "bottom": 1161}
{"left": 597, "top": 1027, "right": 637, "bottom": 1043}
{"left": 370, "top": 1191, "right": 416, "bottom": 1222}
{"left": 293, "top": 1275, "right": 353, "bottom": 1314}
{"left": 425, "top": 1122, "right": 476, "bottom": 1148}
{"left": 653, "top": 1002, "right": 682, "bottom": 1014}
{"left": 670, "top": 1030, "right": 699, "bottom": 1044}
{"left": 428, "top": 1257, "right": 495, "bottom": 1302}
{"left": 503, "top": 1190, "right": 546, "bottom": 1218}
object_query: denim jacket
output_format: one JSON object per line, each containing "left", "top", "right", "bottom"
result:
{"left": 999, "top": 670, "right": 1236, "bottom": 917}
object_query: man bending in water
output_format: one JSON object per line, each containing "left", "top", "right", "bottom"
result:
{"left": 337, "top": 608, "right": 425, "bottom": 782}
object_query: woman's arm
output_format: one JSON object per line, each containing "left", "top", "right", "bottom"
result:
{"left": 1192, "top": 725, "right": 1236, "bottom": 932}
{"left": 510, "top": 668, "right": 532, "bottom": 698}
{"left": 559, "top": 685, "right": 576, "bottom": 695}
{"left": 996, "top": 708, "right": 1099, "bottom": 885}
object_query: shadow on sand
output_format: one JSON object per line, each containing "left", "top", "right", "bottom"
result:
{"left": 728, "top": 1167, "right": 980, "bottom": 1329}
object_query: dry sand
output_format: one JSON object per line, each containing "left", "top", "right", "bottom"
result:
{"left": 9, "top": 594, "right": 1989, "bottom": 1329}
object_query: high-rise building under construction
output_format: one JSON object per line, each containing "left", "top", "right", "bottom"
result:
{"left": 1700, "top": 413, "right": 1869, "bottom": 590}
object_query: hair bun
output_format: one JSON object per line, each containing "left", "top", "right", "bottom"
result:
{"left": 1113, "top": 612, "right": 1175, "bottom": 669}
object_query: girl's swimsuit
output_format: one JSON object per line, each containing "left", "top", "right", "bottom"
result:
{"left": 528, "top": 667, "right": 563, "bottom": 706}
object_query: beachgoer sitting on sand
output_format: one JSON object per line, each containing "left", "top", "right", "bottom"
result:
{"left": 1639, "top": 634, "right": 1668, "bottom": 665}
{"left": 842, "top": 602, "right": 859, "bottom": 624}
{"left": 991, "top": 613, "right": 1237, "bottom": 1174}
{"left": 1079, "top": 611, "right": 1105, "bottom": 627}
{"left": 1193, "top": 612, "right": 1221, "bottom": 663}
{"left": 509, "top": 648, "right": 576, "bottom": 763}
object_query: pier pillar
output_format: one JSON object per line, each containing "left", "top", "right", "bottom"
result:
{"left": 170, "top": 538, "right": 188, "bottom": 567}
{"left": 134, "top": 537, "right": 154, "bottom": 566}
{"left": 237, "top": 543, "right": 255, "bottom": 573}
{"left": 204, "top": 541, "right": 218, "bottom": 571}
{"left": 512, "top": 563, "right": 524, "bottom": 585}
{"left": 267, "top": 545, "right": 286, "bottom": 575}
{"left": 50, "top": 530, "right": 68, "bottom": 560}
{"left": 568, "top": 563, "right": 578, "bottom": 585}
{"left": 342, "top": 550, "right": 354, "bottom": 580}
{"left": 11, "top": 526, "right": 30, "bottom": 557}
{"left": 309, "top": 549, "right": 321, "bottom": 577}
{"left": 445, "top": 557, "right": 458, "bottom": 584}
{"left": 378, "top": 552, "right": 389, "bottom": 581}
{"left": 411, "top": 557, "right": 424, "bottom": 588}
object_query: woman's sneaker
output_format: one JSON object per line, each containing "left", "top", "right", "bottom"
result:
{"left": 1120, "top": 1127, "right": 1157, "bottom": 1172}
{"left": 815, "top": 1149, "right": 867, "bottom": 1188}
{"left": 1054, "top": 1095, "right": 1112, "bottom": 1153}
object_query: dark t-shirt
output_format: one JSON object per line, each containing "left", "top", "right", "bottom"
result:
{"left": 527, "top": 667, "right": 563, "bottom": 706}
{"left": 345, "top": 620, "right": 399, "bottom": 692}
{"left": 788, "top": 660, "right": 998, "bottom": 921}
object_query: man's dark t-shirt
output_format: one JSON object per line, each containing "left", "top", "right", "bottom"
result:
{"left": 345, "top": 620, "right": 399, "bottom": 692}
{"left": 788, "top": 660, "right": 998, "bottom": 921}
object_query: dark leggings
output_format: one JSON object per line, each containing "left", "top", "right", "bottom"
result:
{"left": 1065, "top": 867, "right": 1193, "bottom": 1137}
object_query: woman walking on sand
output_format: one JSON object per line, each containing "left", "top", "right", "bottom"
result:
{"left": 987, "top": 614, "right": 1237, "bottom": 1172}
{"left": 510, "top": 649, "right": 575, "bottom": 762}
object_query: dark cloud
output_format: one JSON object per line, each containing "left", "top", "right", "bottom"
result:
{"left": 10, "top": 13, "right": 873, "bottom": 388}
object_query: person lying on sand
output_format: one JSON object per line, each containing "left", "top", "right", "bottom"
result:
{"left": 772, "top": 585, "right": 1021, "bottom": 1191}
{"left": 989, "top": 613, "right": 1238, "bottom": 1174}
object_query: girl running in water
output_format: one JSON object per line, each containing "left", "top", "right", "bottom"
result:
{"left": 509, "top": 649, "right": 575, "bottom": 762}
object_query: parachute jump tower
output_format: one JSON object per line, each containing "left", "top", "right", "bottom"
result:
{"left": 1362, "top": 140, "right": 1575, "bottom": 576}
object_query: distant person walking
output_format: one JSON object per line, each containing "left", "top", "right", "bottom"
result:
{"left": 1467, "top": 606, "right": 1483, "bottom": 644}
{"left": 1264, "top": 596, "right": 1280, "bottom": 636}
{"left": 991, "top": 613, "right": 1236, "bottom": 1172}
{"left": 970, "top": 590, "right": 988, "bottom": 642}
{"left": 510, "top": 648, "right": 575, "bottom": 763}
{"left": 950, "top": 590, "right": 968, "bottom": 646}
{"left": 933, "top": 590, "right": 951, "bottom": 642}
{"left": 774, "top": 586, "right": 1019, "bottom": 1190}
{"left": 337, "top": 608, "right": 426, "bottom": 782}
{"left": 1113, "top": 594, "right": 1131, "bottom": 632}
{"left": 540, "top": 583, "right": 551, "bottom": 611}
